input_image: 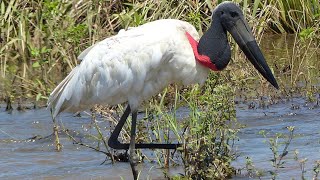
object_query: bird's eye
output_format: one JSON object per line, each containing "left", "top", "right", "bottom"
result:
{"left": 230, "top": 11, "right": 238, "bottom": 18}
{"left": 220, "top": 11, "right": 224, "bottom": 15}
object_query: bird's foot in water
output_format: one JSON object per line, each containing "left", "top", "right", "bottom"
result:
{"left": 129, "top": 148, "right": 140, "bottom": 180}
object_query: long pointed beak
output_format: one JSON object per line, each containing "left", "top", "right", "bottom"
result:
{"left": 228, "top": 19, "right": 279, "bottom": 89}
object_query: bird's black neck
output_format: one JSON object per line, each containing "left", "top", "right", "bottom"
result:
{"left": 198, "top": 17, "right": 231, "bottom": 70}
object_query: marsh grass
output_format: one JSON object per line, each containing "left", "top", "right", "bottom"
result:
{"left": 180, "top": 81, "right": 239, "bottom": 179}
{"left": 1, "top": 0, "right": 319, "bottom": 105}
{"left": 263, "top": 0, "right": 320, "bottom": 33}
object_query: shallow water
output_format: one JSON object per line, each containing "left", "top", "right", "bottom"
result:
{"left": 233, "top": 97, "right": 320, "bottom": 179}
{"left": 0, "top": 108, "right": 153, "bottom": 179}
{"left": 0, "top": 96, "right": 319, "bottom": 179}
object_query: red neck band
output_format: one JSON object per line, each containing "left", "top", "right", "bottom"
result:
{"left": 185, "top": 32, "right": 218, "bottom": 71}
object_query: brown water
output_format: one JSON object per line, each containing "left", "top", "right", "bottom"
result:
{"left": 0, "top": 34, "right": 319, "bottom": 179}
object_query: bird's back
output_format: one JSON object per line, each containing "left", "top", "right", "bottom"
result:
{"left": 47, "top": 19, "right": 209, "bottom": 118}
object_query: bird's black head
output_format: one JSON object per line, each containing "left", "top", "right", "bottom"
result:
{"left": 214, "top": 2, "right": 245, "bottom": 31}
{"left": 199, "top": 1, "right": 279, "bottom": 89}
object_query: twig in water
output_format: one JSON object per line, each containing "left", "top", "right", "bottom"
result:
{"left": 50, "top": 109, "right": 61, "bottom": 151}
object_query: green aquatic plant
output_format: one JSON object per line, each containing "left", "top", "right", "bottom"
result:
{"left": 313, "top": 160, "right": 320, "bottom": 179}
{"left": 243, "top": 156, "right": 264, "bottom": 178}
{"left": 292, "top": 150, "right": 320, "bottom": 180}
{"left": 294, "top": 149, "right": 308, "bottom": 180}
{"left": 180, "top": 76, "right": 239, "bottom": 179}
{"left": 259, "top": 126, "right": 295, "bottom": 179}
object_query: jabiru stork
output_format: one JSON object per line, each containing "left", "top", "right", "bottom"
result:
{"left": 47, "top": 1, "right": 279, "bottom": 179}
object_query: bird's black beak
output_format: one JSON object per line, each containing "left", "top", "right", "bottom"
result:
{"left": 227, "top": 19, "right": 279, "bottom": 89}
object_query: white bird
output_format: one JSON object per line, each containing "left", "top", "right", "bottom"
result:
{"left": 47, "top": 2, "right": 278, "bottom": 179}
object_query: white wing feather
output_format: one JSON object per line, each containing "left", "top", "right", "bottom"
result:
{"left": 47, "top": 19, "right": 209, "bottom": 118}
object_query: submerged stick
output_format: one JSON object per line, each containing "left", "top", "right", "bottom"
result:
{"left": 51, "top": 109, "right": 61, "bottom": 151}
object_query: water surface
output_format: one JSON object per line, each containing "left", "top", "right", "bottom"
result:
{"left": 0, "top": 96, "right": 319, "bottom": 179}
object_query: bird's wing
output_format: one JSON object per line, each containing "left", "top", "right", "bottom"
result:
{"left": 77, "top": 45, "right": 94, "bottom": 61}
{"left": 47, "top": 19, "right": 199, "bottom": 118}
{"left": 77, "top": 27, "right": 136, "bottom": 61}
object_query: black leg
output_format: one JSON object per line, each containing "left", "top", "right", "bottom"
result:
{"left": 129, "top": 111, "right": 139, "bottom": 180}
{"left": 108, "top": 105, "right": 181, "bottom": 150}
{"left": 108, "top": 105, "right": 131, "bottom": 149}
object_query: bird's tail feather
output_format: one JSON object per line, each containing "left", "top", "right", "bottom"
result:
{"left": 47, "top": 66, "right": 79, "bottom": 118}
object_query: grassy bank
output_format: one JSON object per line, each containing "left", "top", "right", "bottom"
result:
{"left": 1, "top": 0, "right": 319, "bottom": 103}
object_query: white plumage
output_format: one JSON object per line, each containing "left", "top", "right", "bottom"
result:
{"left": 48, "top": 19, "right": 210, "bottom": 118}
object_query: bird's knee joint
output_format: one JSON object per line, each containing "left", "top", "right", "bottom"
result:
{"left": 108, "top": 138, "right": 122, "bottom": 149}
